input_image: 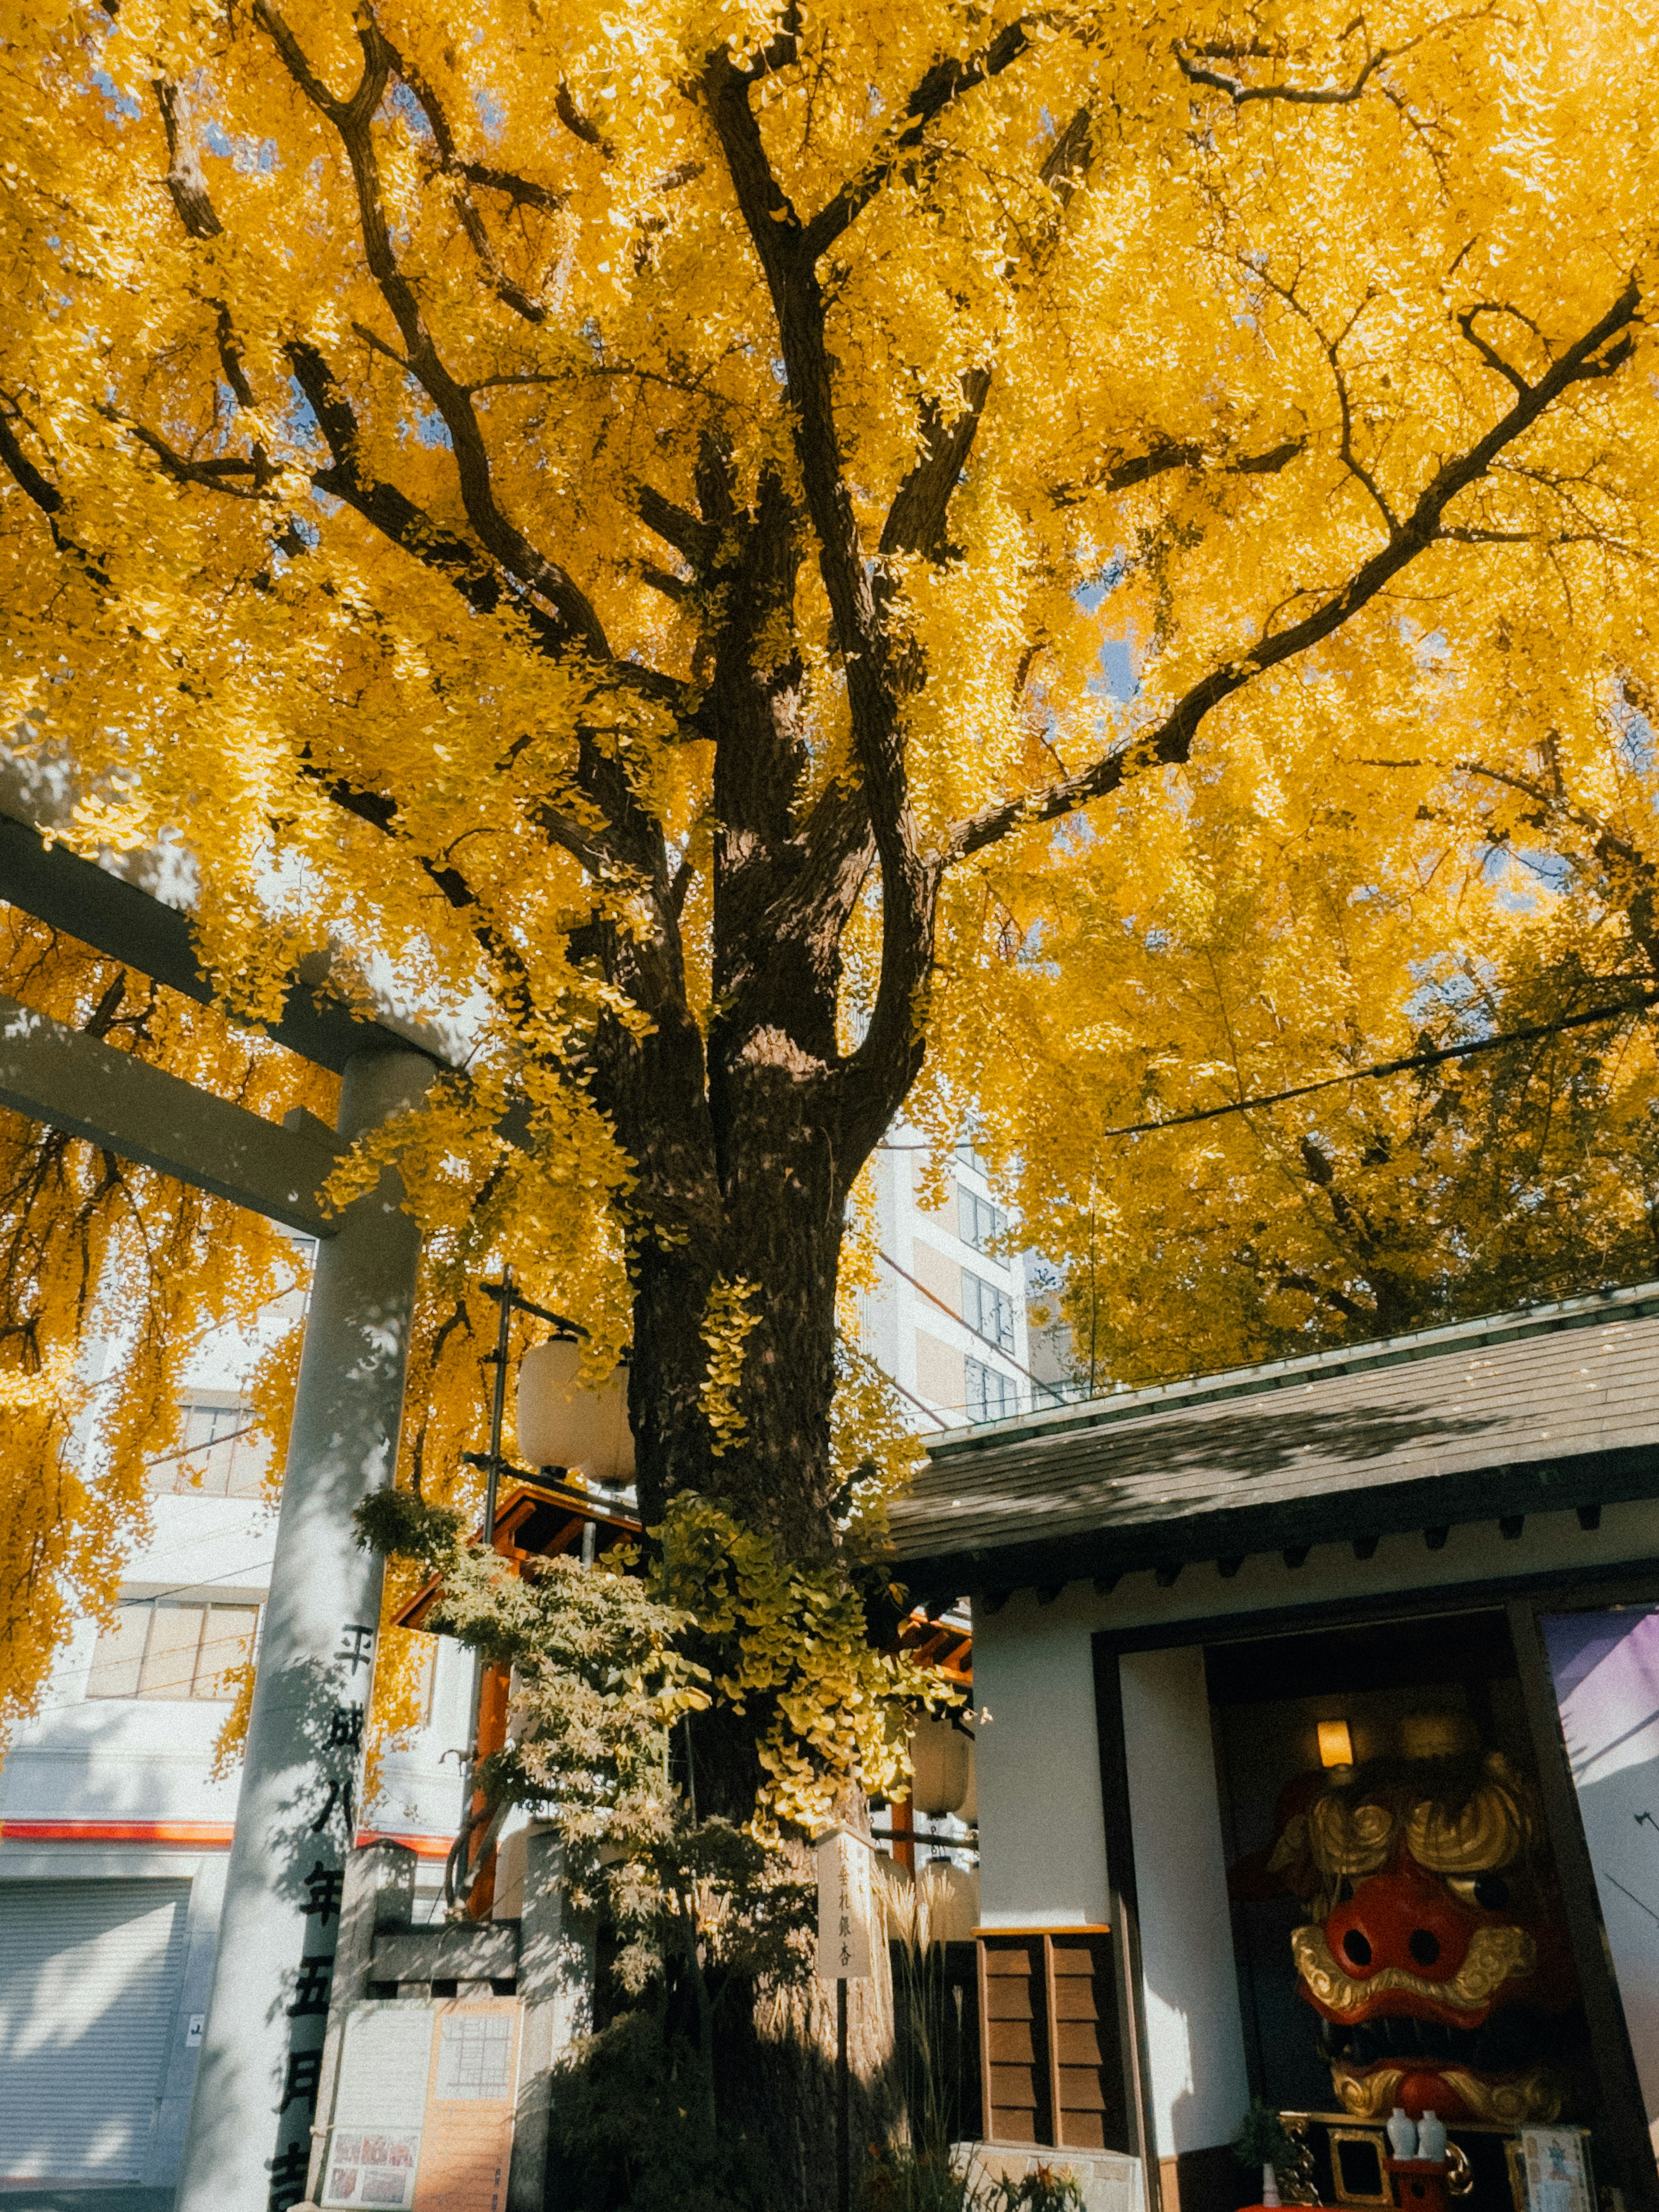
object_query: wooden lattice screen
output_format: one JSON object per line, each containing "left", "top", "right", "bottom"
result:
{"left": 977, "top": 1928, "right": 1125, "bottom": 2152}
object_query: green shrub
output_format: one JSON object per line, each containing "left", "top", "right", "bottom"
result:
{"left": 1233, "top": 2099, "right": 1296, "bottom": 2170}
{"left": 551, "top": 2006, "right": 772, "bottom": 2212}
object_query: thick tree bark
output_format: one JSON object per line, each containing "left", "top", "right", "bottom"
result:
{"left": 577, "top": 440, "right": 893, "bottom": 1552}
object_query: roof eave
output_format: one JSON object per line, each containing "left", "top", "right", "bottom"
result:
{"left": 892, "top": 1440, "right": 1659, "bottom": 1606}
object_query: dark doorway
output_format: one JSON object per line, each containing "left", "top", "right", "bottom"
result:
{"left": 1206, "top": 1607, "right": 1612, "bottom": 2209}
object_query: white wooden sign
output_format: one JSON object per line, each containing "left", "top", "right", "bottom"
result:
{"left": 814, "top": 1826, "right": 874, "bottom": 1980}
{"left": 323, "top": 2003, "right": 431, "bottom": 2210}
{"left": 321, "top": 1998, "right": 521, "bottom": 2212}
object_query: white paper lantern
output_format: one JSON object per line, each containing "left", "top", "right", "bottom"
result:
{"left": 909, "top": 1714, "right": 973, "bottom": 1817}
{"left": 516, "top": 1339, "right": 635, "bottom": 1485}
{"left": 956, "top": 1740, "right": 977, "bottom": 1827}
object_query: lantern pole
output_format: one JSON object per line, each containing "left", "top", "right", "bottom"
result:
{"left": 482, "top": 1263, "right": 513, "bottom": 1553}
{"left": 448, "top": 1279, "right": 597, "bottom": 1908}
{"left": 453, "top": 1267, "right": 515, "bottom": 1903}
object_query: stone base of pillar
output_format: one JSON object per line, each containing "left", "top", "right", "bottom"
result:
{"left": 509, "top": 1824, "right": 596, "bottom": 2212}
{"left": 301, "top": 1827, "right": 594, "bottom": 2212}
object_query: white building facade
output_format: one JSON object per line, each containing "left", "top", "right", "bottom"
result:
{"left": 855, "top": 1129, "right": 1055, "bottom": 1435}
{"left": 0, "top": 1343, "right": 468, "bottom": 2194}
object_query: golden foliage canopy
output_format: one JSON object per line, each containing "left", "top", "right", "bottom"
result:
{"left": 2, "top": 0, "right": 1657, "bottom": 1740}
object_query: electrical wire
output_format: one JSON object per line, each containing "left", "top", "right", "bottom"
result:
{"left": 1096, "top": 988, "right": 1659, "bottom": 1138}
{"left": 145, "top": 1421, "right": 260, "bottom": 1467}
{"left": 874, "top": 990, "right": 1659, "bottom": 1149}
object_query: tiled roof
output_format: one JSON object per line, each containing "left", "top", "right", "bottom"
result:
{"left": 889, "top": 1282, "right": 1659, "bottom": 1597}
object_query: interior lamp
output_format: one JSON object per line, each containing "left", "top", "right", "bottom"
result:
{"left": 1317, "top": 1719, "right": 1354, "bottom": 1768}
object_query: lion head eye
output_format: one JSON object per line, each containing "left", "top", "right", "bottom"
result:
{"left": 1447, "top": 1872, "right": 1513, "bottom": 1911}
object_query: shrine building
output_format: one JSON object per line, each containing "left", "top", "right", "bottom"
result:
{"left": 891, "top": 1278, "right": 1659, "bottom": 2212}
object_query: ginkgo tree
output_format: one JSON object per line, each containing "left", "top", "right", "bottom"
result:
{"left": 984, "top": 741, "right": 1659, "bottom": 1389}
{"left": 1, "top": 0, "right": 1656, "bottom": 1797}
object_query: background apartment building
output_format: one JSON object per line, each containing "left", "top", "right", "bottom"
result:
{"left": 855, "top": 1127, "right": 1068, "bottom": 1434}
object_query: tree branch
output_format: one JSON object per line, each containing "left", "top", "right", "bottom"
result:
{"left": 292, "top": 751, "right": 557, "bottom": 1019}
{"left": 1457, "top": 303, "right": 1541, "bottom": 397}
{"left": 800, "top": 19, "right": 1037, "bottom": 261}
{"left": 875, "top": 99, "right": 1098, "bottom": 565}
{"left": 638, "top": 560, "right": 692, "bottom": 604}
{"left": 286, "top": 340, "right": 535, "bottom": 618}
{"left": 98, "top": 404, "right": 277, "bottom": 498}
{"left": 1049, "top": 432, "right": 1306, "bottom": 508}
{"left": 636, "top": 483, "right": 717, "bottom": 574}
{"left": 378, "top": 35, "right": 564, "bottom": 323}
{"left": 554, "top": 82, "right": 614, "bottom": 156}
{"left": 703, "top": 43, "right": 936, "bottom": 1132}
{"left": 1173, "top": 13, "right": 1497, "bottom": 124}
{"left": 255, "top": 0, "right": 611, "bottom": 660}
{"left": 703, "top": 54, "right": 938, "bottom": 1097}
{"left": 1255, "top": 270, "right": 1396, "bottom": 531}
{"left": 1175, "top": 38, "right": 1393, "bottom": 105}
{"left": 879, "top": 369, "right": 993, "bottom": 562}
{"left": 153, "top": 77, "right": 223, "bottom": 239}
{"left": 947, "top": 278, "right": 1643, "bottom": 862}
{"left": 0, "top": 406, "right": 66, "bottom": 520}
{"left": 0, "top": 399, "right": 111, "bottom": 585}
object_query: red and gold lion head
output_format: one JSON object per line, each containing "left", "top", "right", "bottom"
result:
{"left": 1239, "top": 1722, "right": 1581, "bottom": 2124}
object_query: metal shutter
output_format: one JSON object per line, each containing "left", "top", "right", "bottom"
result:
{"left": 0, "top": 1878, "right": 190, "bottom": 2179}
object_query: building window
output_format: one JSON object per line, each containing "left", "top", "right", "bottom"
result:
{"left": 148, "top": 1398, "right": 271, "bottom": 1497}
{"left": 964, "top": 1271, "right": 1015, "bottom": 1351}
{"left": 956, "top": 1134, "right": 991, "bottom": 1179}
{"left": 957, "top": 1185, "right": 1008, "bottom": 1258}
{"left": 86, "top": 1601, "right": 259, "bottom": 1701}
{"left": 966, "top": 1356, "right": 1017, "bottom": 1424}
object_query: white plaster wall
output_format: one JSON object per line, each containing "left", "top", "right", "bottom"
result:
{"left": 973, "top": 1600, "right": 1111, "bottom": 1929}
{"left": 1120, "top": 1647, "right": 1249, "bottom": 2159}
{"left": 374, "top": 1636, "right": 470, "bottom": 1840}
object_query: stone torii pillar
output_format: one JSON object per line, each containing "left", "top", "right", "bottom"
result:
{"left": 174, "top": 1048, "right": 433, "bottom": 2212}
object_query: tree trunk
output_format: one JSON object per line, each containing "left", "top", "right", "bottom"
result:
{"left": 566, "top": 454, "right": 922, "bottom": 2206}
{"left": 623, "top": 1069, "right": 851, "bottom": 1549}
{"left": 720, "top": 1892, "right": 902, "bottom": 2212}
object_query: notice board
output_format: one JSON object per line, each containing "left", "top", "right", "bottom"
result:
{"left": 321, "top": 1998, "right": 521, "bottom": 2212}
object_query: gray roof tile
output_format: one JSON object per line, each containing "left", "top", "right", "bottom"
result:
{"left": 890, "top": 1283, "right": 1659, "bottom": 1592}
